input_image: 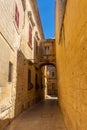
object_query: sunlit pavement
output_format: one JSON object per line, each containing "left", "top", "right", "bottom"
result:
{"left": 5, "top": 97, "right": 66, "bottom": 130}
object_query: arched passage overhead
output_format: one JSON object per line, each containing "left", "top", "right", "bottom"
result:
{"left": 39, "top": 62, "right": 56, "bottom": 69}
{"left": 39, "top": 38, "right": 56, "bottom": 69}
{"left": 39, "top": 62, "right": 57, "bottom": 98}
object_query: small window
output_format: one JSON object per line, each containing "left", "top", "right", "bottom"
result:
{"left": 35, "top": 74, "right": 39, "bottom": 89}
{"left": 28, "top": 70, "right": 33, "bottom": 90}
{"left": 44, "top": 46, "right": 50, "bottom": 55}
{"left": 21, "top": 0, "right": 26, "bottom": 11}
{"left": 8, "top": 62, "right": 13, "bottom": 82}
{"left": 52, "top": 72, "right": 55, "bottom": 77}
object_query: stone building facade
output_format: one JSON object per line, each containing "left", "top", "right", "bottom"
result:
{"left": 0, "top": 0, "right": 24, "bottom": 129}
{"left": 15, "top": 0, "right": 45, "bottom": 117}
{"left": 39, "top": 39, "right": 56, "bottom": 98}
{"left": 0, "top": 0, "right": 44, "bottom": 129}
{"left": 47, "top": 65, "right": 57, "bottom": 96}
{"left": 55, "top": 0, "right": 87, "bottom": 129}
{"left": 42, "top": 39, "right": 55, "bottom": 66}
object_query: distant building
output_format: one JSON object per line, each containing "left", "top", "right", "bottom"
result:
{"left": 47, "top": 65, "right": 57, "bottom": 96}
{"left": 40, "top": 39, "right": 57, "bottom": 97}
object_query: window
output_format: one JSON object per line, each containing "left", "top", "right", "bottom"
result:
{"left": 29, "top": 24, "right": 32, "bottom": 47}
{"left": 52, "top": 72, "right": 55, "bottom": 77}
{"left": 35, "top": 74, "right": 39, "bottom": 89}
{"left": 52, "top": 83, "right": 55, "bottom": 89}
{"left": 8, "top": 62, "right": 13, "bottom": 82}
{"left": 44, "top": 46, "right": 50, "bottom": 55}
{"left": 52, "top": 83, "right": 55, "bottom": 94}
{"left": 28, "top": 70, "right": 33, "bottom": 90}
{"left": 15, "top": 3, "right": 19, "bottom": 28}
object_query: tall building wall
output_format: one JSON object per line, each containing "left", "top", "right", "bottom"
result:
{"left": 0, "top": 0, "right": 24, "bottom": 129}
{"left": 55, "top": 0, "right": 87, "bottom": 129}
{"left": 15, "top": 0, "right": 45, "bottom": 116}
{"left": 0, "top": 0, "right": 44, "bottom": 129}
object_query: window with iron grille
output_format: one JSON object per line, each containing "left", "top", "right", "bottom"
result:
{"left": 35, "top": 74, "right": 39, "bottom": 89}
{"left": 28, "top": 70, "right": 33, "bottom": 90}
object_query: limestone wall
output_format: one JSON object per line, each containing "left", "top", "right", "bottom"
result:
{"left": 15, "top": 0, "right": 45, "bottom": 116}
{"left": 0, "top": 0, "right": 24, "bottom": 129}
{"left": 55, "top": 0, "right": 87, "bottom": 129}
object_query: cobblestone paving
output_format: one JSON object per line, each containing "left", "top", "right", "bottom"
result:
{"left": 5, "top": 99, "right": 66, "bottom": 130}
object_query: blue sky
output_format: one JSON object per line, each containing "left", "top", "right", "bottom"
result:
{"left": 37, "top": 0, "right": 55, "bottom": 39}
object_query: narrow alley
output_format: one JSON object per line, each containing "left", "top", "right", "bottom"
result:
{"left": 1, "top": 0, "right": 87, "bottom": 129}
{"left": 5, "top": 98, "right": 66, "bottom": 130}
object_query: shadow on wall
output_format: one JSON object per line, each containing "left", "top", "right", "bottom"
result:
{"left": 14, "top": 50, "right": 27, "bottom": 117}
{"left": 0, "top": 50, "right": 44, "bottom": 130}
{"left": 14, "top": 50, "right": 44, "bottom": 117}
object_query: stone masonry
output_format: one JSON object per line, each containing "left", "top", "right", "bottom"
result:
{"left": 0, "top": 0, "right": 24, "bottom": 129}
{"left": 55, "top": 0, "right": 87, "bottom": 129}
{"left": 0, "top": 0, "right": 44, "bottom": 129}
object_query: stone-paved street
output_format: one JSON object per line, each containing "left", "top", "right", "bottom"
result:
{"left": 5, "top": 99, "right": 66, "bottom": 130}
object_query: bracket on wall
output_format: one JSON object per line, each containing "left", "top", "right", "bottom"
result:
{"left": 28, "top": 11, "right": 35, "bottom": 27}
{"left": 27, "top": 60, "right": 34, "bottom": 65}
{"left": 35, "top": 31, "right": 40, "bottom": 41}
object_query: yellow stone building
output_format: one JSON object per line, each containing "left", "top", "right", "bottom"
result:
{"left": 15, "top": 0, "right": 45, "bottom": 117}
{"left": 39, "top": 39, "right": 56, "bottom": 97}
{"left": 55, "top": 0, "right": 87, "bottom": 129}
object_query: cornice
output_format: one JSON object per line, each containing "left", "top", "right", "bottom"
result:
{"left": 42, "top": 39, "right": 55, "bottom": 43}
